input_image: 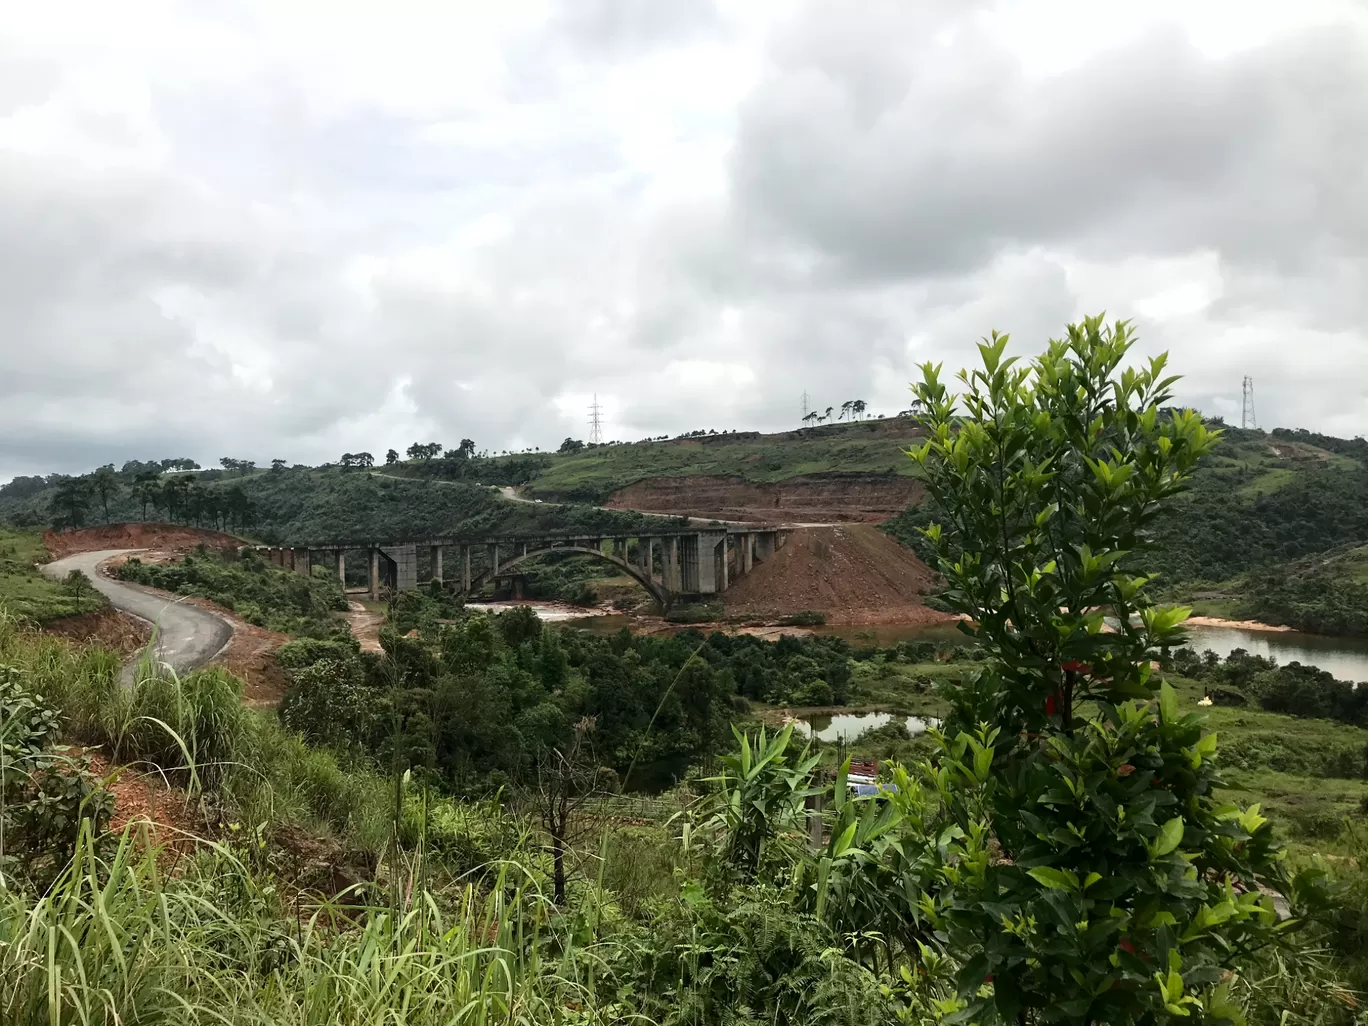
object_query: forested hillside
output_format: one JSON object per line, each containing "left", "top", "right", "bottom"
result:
{"left": 887, "top": 424, "right": 1368, "bottom": 635}
{"left": 0, "top": 463, "right": 672, "bottom": 545}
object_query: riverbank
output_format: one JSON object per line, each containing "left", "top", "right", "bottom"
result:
{"left": 1185, "top": 615, "right": 1293, "bottom": 633}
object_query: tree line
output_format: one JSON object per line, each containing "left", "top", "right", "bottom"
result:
{"left": 801, "top": 398, "right": 868, "bottom": 426}
{"left": 48, "top": 465, "right": 257, "bottom": 533}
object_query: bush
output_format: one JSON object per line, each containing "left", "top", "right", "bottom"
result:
{"left": 275, "top": 637, "right": 361, "bottom": 670}
{"left": 115, "top": 550, "right": 350, "bottom": 640}
{"left": 0, "top": 665, "right": 112, "bottom": 889}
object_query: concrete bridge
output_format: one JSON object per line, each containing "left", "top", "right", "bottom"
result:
{"left": 248, "top": 525, "right": 791, "bottom": 606}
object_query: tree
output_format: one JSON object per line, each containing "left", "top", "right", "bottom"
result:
{"left": 160, "top": 476, "right": 192, "bottom": 522}
{"left": 907, "top": 316, "right": 1310, "bottom": 1023}
{"left": 355, "top": 451, "right": 374, "bottom": 469}
{"left": 558, "top": 438, "right": 585, "bottom": 454}
{"left": 132, "top": 472, "right": 162, "bottom": 520}
{"left": 851, "top": 399, "right": 866, "bottom": 420}
{"left": 838, "top": 400, "right": 853, "bottom": 421}
{"left": 90, "top": 464, "right": 119, "bottom": 522}
{"left": 270, "top": 458, "right": 287, "bottom": 472}
{"left": 455, "top": 439, "right": 476, "bottom": 459}
{"left": 63, "top": 569, "right": 94, "bottom": 614}
{"left": 385, "top": 448, "right": 399, "bottom": 465}
{"left": 50, "top": 477, "right": 93, "bottom": 530}
{"left": 536, "top": 716, "right": 608, "bottom": 905}
{"left": 406, "top": 442, "right": 442, "bottom": 461}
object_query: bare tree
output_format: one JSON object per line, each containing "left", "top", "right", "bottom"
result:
{"left": 536, "top": 717, "right": 610, "bottom": 905}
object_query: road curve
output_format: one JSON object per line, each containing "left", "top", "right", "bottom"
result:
{"left": 41, "top": 549, "right": 233, "bottom": 679}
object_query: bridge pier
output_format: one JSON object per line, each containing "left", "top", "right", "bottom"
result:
{"left": 490, "top": 543, "right": 500, "bottom": 577}
{"left": 379, "top": 544, "right": 417, "bottom": 593}
{"left": 755, "top": 531, "right": 775, "bottom": 562}
{"left": 664, "top": 537, "right": 679, "bottom": 591}
{"left": 462, "top": 546, "right": 472, "bottom": 591}
{"left": 430, "top": 545, "right": 443, "bottom": 584}
{"left": 294, "top": 548, "right": 311, "bottom": 576}
{"left": 369, "top": 547, "right": 380, "bottom": 600}
{"left": 641, "top": 537, "right": 655, "bottom": 586}
{"left": 335, "top": 550, "right": 346, "bottom": 586}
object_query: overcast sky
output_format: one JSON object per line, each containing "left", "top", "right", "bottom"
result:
{"left": 3, "top": 0, "right": 1366, "bottom": 481}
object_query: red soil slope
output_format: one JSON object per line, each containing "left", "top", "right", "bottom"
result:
{"left": 43, "top": 523, "right": 243, "bottom": 559}
{"left": 722, "top": 525, "right": 951, "bottom": 626}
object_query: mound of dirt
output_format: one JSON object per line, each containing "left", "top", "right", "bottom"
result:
{"left": 722, "top": 525, "right": 950, "bottom": 626}
{"left": 44, "top": 523, "right": 243, "bottom": 559}
{"left": 607, "top": 474, "right": 922, "bottom": 523}
{"left": 43, "top": 609, "right": 152, "bottom": 656}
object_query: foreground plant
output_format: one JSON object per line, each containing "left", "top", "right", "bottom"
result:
{"left": 908, "top": 317, "right": 1326, "bottom": 1024}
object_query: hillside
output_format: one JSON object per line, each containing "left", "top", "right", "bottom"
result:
{"left": 885, "top": 424, "right": 1368, "bottom": 635}
{"left": 0, "top": 465, "right": 675, "bottom": 546}
{"left": 513, "top": 418, "right": 922, "bottom": 504}
{"left": 7, "top": 419, "right": 1368, "bottom": 633}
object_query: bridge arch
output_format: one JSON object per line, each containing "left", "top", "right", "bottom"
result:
{"left": 464, "top": 543, "right": 669, "bottom": 606}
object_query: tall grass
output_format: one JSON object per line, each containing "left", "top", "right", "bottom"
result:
{"left": 0, "top": 825, "right": 628, "bottom": 1026}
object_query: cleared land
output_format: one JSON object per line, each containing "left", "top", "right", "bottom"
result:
{"left": 722, "top": 524, "right": 948, "bottom": 625}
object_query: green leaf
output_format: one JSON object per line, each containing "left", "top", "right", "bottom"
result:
{"left": 1027, "top": 866, "right": 1076, "bottom": 891}
{"left": 1153, "top": 816, "right": 1184, "bottom": 857}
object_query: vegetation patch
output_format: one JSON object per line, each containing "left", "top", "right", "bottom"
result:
{"left": 0, "top": 527, "right": 105, "bottom": 622}
{"left": 115, "top": 546, "right": 351, "bottom": 639}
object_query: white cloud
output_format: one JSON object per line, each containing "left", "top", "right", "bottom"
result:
{"left": 1, "top": 0, "right": 1366, "bottom": 481}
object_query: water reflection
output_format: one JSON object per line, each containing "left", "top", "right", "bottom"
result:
{"left": 791, "top": 712, "right": 940, "bottom": 743}
{"left": 1181, "top": 625, "right": 1368, "bottom": 683}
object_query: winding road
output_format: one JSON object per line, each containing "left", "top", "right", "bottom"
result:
{"left": 41, "top": 549, "right": 233, "bottom": 681}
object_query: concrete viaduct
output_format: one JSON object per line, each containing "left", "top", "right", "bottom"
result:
{"left": 248, "top": 525, "right": 790, "bottom": 606}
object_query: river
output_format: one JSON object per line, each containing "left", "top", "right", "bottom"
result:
{"left": 1181, "top": 624, "right": 1368, "bottom": 683}
{"left": 559, "top": 611, "right": 1368, "bottom": 682}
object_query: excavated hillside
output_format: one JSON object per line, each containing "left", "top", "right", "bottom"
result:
{"left": 722, "top": 525, "right": 951, "bottom": 625}
{"left": 606, "top": 473, "right": 921, "bottom": 523}
{"left": 43, "top": 523, "right": 244, "bottom": 559}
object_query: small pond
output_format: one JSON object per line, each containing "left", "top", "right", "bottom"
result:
{"left": 791, "top": 711, "right": 940, "bottom": 744}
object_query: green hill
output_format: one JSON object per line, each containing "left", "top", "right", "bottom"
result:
{"left": 493, "top": 419, "right": 922, "bottom": 503}
{"left": 0, "top": 465, "right": 673, "bottom": 547}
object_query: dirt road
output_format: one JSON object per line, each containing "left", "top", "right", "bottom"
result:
{"left": 41, "top": 549, "right": 234, "bottom": 681}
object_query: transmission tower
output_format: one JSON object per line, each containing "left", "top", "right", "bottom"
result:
{"left": 801, "top": 390, "right": 811, "bottom": 423}
{"left": 588, "top": 394, "right": 604, "bottom": 444}
{"left": 1241, "top": 376, "right": 1258, "bottom": 430}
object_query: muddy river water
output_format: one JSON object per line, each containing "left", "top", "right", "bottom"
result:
{"left": 479, "top": 602, "right": 1368, "bottom": 685}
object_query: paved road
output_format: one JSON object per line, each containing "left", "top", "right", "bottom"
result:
{"left": 41, "top": 549, "right": 233, "bottom": 680}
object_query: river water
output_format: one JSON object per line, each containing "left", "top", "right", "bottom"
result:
{"left": 561, "top": 613, "right": 1368, "bottom": 682}
{"left": 1181, "top": 624, "right": 1368, "bottom": 683}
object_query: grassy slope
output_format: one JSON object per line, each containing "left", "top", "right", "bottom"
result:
{"left": 516, "top": 420, "right": 922, "bottom": 502}
{"left": 0, "top": 527, "right": 102, "bottom": 622}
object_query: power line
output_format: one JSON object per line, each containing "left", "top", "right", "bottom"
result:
{"left": 588, "top": 394, "right": 604, "bottom": 445}
{"left": 1242, "top": 376, "right": 1258, "bottom": 430}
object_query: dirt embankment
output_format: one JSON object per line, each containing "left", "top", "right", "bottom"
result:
{"left": 43, "top": 523, "right": 243, "bottom": 559}
{"left": 42, "top": 609, "right": 153, "bottom": 656}
{"left": 606, "top": 474, "right": 922, "bottom": 523}
{"left": 722, "top": 525, "right": 951, "bottom": 626}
